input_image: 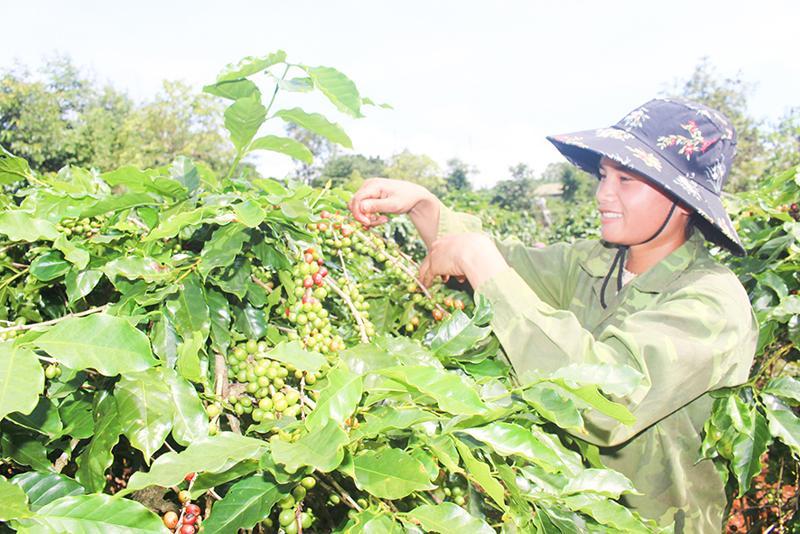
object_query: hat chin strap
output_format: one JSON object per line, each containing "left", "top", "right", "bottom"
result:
{"left": 600, "top": 201, "right": 678, "bottom": 309}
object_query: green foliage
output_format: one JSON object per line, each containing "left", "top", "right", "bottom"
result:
{"left": 0, "top": 52, "right": 665, "bottom": 533}
{"left": 543, "top": 161, "right": 594, "bottom": 204}
{"left": 444, "top": 158, "right": 473, "bottom": 191}
{"left": 0, "top": 58, "right": 234, "bottom": 175}
{"left": 0, "top": 50, "right": 796, "bottom": 533}
{"left": 385, "top": 149, "right": 446, "bottom": 195}
{"left": 667, "top": 58, "right": 766, "bottom": 192}
{"left": 315, "top": 153, "right": 385, "bottom": 189}
{"left": 764, "top": 106, "right": 800, "bottom": 178}
{"left": 699, "top": 166, "right": 800, "bottom": 513}
{"left": 490, "top": 174, "right": 537, "bottom": 211}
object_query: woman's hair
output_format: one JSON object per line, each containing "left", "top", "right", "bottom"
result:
{"left": 687, "top": 211, "right": 726, "bottom": 249}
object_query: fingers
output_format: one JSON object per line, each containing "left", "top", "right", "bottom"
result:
{"left": 418, "top": 255, "right": 433, "bottom": 288}
{"left": 359, "top": 197, "right": 399, "bottom": 219}
{"left": 348, "top": 180, "right": 383, "bottom": 225}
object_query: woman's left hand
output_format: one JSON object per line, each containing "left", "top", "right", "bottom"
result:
{"left": 419, "top": 233, "right": 509, "bottom": 289}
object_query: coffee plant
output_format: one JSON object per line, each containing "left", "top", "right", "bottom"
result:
{"left": 0, "top": 51, "right": 796, "bottom": 534}
{"left": 701, "top": 167, "right": 800, "bottom": 532}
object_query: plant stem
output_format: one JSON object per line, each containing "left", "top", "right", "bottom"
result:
{"left": 250, "top": 275, "right": 273, "bottom": 293}
{"left": 224, "top": 64, "right": 290, "bottom": 182}
{"left": 748, "top": 344, "right": 791, "bottom": 386}
{"left": 175, "top": 259, "right": 201, "bottom": 284}
{"left": 338, "top": 250, "right": 351, "bottom": 282}
{"left": 0, "top": 304, "right": 108, "bottom": 334}
{"left": 325, "top": 277, "right": 369, "bottom": 343}
{"left": 0, "top": 268, "right": 28, "bottom": 291}
{"left": 355, "top": 229, "right": 445, "bottom": 311}
{"left": 319, "top": 474, "right": 362, "bottom": 511}
{"left": 310, "top": 180, "right": 331, "bottom": 210}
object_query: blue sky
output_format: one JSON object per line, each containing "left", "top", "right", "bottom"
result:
{"left": 3, "top": 1, "right": 798, "bottom": 187}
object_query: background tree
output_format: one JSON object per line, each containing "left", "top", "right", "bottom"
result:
{"left": 117, "top": 80, "right": 232, "bottom": 174}
{"left": 542, "top": 161, "right": 594, "bottom": 203}
{"left": 286, "top": 123, "right": 337, "bottom": 184}
{"left": 315, "top": 153, "right": 385, "bottom": 189}
{"left": 508, "top": 162, "right": 535, "bottom": 182}
{"left": 0, "top": 57, "right": 128, "bottom": 172}
{"left": 0, "top": 56, "right": 234, "bottom": 175}
{"left": 385, "top": 149, "right": 446, "bottom": 194}
{"left": 764, "top": 107, "right": 800, "bottom": 177}
{"left": 490, "top": 164, "right": 537, "bottom": 211}
{"left": 444, "top": 158, "right": 473, "bottom": 191}
{"left": 667, "top": 58, "right": 765, "bottom": 191}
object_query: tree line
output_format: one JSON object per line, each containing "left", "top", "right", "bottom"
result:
{"left": 2, "top": 56, "right": 797, "bottom": 214}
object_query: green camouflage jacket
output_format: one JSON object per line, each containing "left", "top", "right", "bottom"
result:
{"left": 439, "top": 207, "right": 758, "bottom": 533}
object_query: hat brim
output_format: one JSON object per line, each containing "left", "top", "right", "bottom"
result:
{"left": 546, "top": 127, "right": 746, "bottom": 256}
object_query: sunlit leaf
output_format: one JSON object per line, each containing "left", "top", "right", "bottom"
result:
{"left": 0, "top": 342, "right": 43, "bottom": 420}
{"left": 352, "top": 447, "right": 434, "bottom": 499}
{"left": 14, "top": 493, "right": 166, "bottom": 533}
{"left": 32, "top": 314, "right": 157, "bottom": 376}
{"left": 123, "top": 432, "right": 268, "bottom": 494}
{"left": 202, "top": 474, "right": 284, "bottom": 534}
{"left": 406, "top": 502, "right": 494, "bottom": 534}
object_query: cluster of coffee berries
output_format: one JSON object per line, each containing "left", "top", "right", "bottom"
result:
{"left": 308, "top": 210, "right": 357, "bottom": 259}
{"left": 162, "top": 239, "right": 183, "bottom": 254}
{"left": 44, "top": 363, "right": 61, "bottom": 380}
{"left": 430, "top": 475, "right": 469, "bottom": 506}
{"left": 0, "top": 318, "right": 21, "bottom": 342}
{"left": 55, "top": 216, "right": 106, "bottom": 239}
{"left": 224, "top": 338, "right": 324, "bottom": 422}
{"left": 252, "top": 263, "right": 276, "bottom": 290}
{"left": 284, "top": 248, "right": 346, "bottom": 353}
{"left": 162, "top": 473, "right": 201, "bottom": 533}
{"left": 443, "top": 483, "right": 468, "bottom": 506}
{"left": 335, "top": 276, "right": 375, "bottom": 338}
{"left": 262, "top": 476, "right": 318, "bottom": 533}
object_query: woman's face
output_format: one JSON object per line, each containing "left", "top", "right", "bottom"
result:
{"left": 595, "top": 157, "right": 689, "bottom": 246}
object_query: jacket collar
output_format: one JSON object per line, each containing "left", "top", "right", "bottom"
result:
{"left": 579, "top": 232, "right": 707, "bottom": 294}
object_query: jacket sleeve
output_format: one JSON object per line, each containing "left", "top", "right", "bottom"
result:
{"left": 437, "top": 205, "right": 757, "bottom": 447}
{"left": 475, "top": 266, "right": 757, "bottom": 447}
{"left": 437, "top": 205, "right": 579, "bottom": 309}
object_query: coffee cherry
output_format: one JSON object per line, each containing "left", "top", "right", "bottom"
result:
{"left": 278, "top": 495, "right": 295, "bottom": 509}
{"left": 292, "top": 485, "right": 306, "bottom": 501}
{"left": 185, "top": 503, "right": 201, "bottom": 516}
{"left": 432, "top": 308, "right": 444, "bottom": 321}
{"left": 182, "top": 513, "right": 198, "bottom": 526}
{"left": 44, "top": 364, "right": 59, "bottom": 380}
{"left": 184, "top": 472, "right": 196, "bottom": 482}
{"left": 300, "top": 476, "right": 316, "bottom": 489}
{"left": 162, "top": 511, "right": 179, "bottom": 529}
{"left": 279, "top": 508, "right": 296, "bottom": 527}
{"left": 179, "top": 525, "right": 195, "bottom": 534}
{"left": 178, "top": 490, "right": 191, "bottom": 503}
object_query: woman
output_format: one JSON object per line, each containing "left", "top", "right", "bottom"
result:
{"left": 349, "top": 98, "right": 758, "bottom": 533}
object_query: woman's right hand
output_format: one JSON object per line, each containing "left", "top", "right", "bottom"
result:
{"left": 348, "top": 178, "right": 441, "bottom": 247}
{"left": 348, "top": 178, "right": 430, "bottom": 225}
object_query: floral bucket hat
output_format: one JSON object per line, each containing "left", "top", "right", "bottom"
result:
{"left": 546, "top": 98, "right": 745, "bottom": 256}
